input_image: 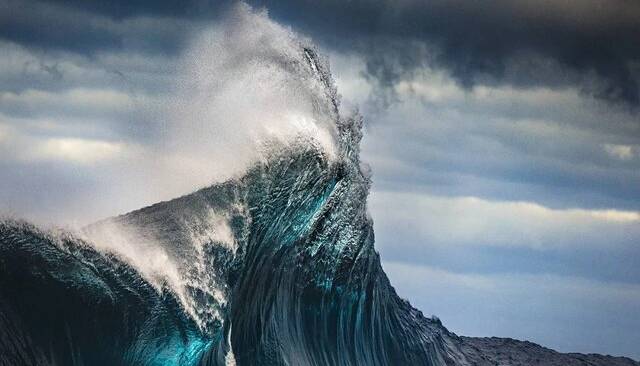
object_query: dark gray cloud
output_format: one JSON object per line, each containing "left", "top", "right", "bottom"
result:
{"left": 254, "top": 0, "right": 640, "bottom": 106}
{"left": 41, "top": 0, "right": 219, "bottom": 19}
{"left": 0, "top": 0, "right": 229, "bottom": 55}
{"left": 4, "top": 0, "right": 639, "bottom": 105}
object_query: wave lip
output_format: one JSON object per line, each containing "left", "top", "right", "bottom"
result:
{"left": 80, "top": 109, "right": 464, "bottom": 365}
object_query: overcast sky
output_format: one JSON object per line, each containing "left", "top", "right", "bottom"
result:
{"left": 1, "top": 0, "right": 639, "bottom": 359}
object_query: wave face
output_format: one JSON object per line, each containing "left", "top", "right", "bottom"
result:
{"left": 0, "top": 112, "right": 466, "bottom": 366}
{"left": 0, "top": 131, "right": 465, "bottom": 366}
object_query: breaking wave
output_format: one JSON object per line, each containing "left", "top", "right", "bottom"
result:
{"left": 0, "top": 114, "right": 468, "bottom": 366}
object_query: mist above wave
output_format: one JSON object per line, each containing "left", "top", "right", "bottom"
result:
{"left": 152, "top": 3, "right": 341, "bottom": 203}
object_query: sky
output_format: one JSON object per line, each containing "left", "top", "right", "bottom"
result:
{"left": 1, "top": 0, "right": 639, "bottom": 359}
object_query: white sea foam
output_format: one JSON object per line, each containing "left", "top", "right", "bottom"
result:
{"left": 83, "top": 209, "right": 239, "bottom": 332}
{"left": 159, "top": 3, "right": 339, "bottom": 193}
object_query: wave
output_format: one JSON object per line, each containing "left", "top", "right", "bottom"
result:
{"left": 0, "top": 114, "right": 465, "bottom": 366}
{"left": 0, "top": 42, "right": 467, "bottom": 364}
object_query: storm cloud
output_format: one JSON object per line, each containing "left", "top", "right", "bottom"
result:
{"left": 256, "top": 0, "right": 640, "bottom": 107}
{"left": 5, "top": 0, "right": 639, "bottom": 104}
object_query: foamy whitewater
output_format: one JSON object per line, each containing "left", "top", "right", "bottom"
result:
{"left": 1, "top": 5, "right": 638, "bottom": 366}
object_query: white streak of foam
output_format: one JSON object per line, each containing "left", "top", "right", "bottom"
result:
{"left": 83, "top": 202, "right": 245, "bottom": 333}
{"left": 81, "top": 221, "right": 191, "bottom": 303}
{"left": 82, "top": 222, "right": 179, "bottom": 290}
{"left": 225, "top": 324, "right": 236, "bottom": 366}
{"left": 181, "top": 203, "right": 252, "bottom": 332}
{"left": 179, "top": 208, "right": 236, "bottom": 328}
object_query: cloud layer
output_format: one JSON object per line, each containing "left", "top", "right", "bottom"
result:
{"left": 258, "top": 0, "right": 640, "bottom": 106}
